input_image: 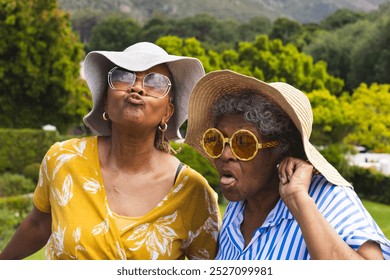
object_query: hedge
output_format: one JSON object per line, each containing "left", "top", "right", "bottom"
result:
{"left": 347, "top": 166, "right": 390, "bottom": 205}
{"left": 0, "top": 128, "right": 59, "bottom": 174}
{"left": 0, "top": 173, "right": 35, "bottom": 197}
{"left": 0, "top": 194, "right": 34, "bottom": 249}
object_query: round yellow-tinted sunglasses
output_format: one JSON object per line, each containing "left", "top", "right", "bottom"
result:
{"left": 201, "top": 128, "right": 279, "bottom": 161}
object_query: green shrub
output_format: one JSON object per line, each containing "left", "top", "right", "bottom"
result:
{"left": 0, "top": 207, "right": 22, "bottom": 249}
{"left": 0, "top": 128, "right": 58, "bottom": 174}
{"left": 347, "top": 166, "right": 390, "bottom": 205}
{"left": 23, "top": 163, "right": 41, "bottom": 184}
{"left": 0, "top": 173, "right": 35, "bottom": 197}
{"left": 0, "top": 194, "right": 33, "bottom": 249}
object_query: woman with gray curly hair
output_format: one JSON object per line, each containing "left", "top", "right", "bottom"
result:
{"left": 211, "top": 92, "right": 305, "bottom": 160}
{"left": 185, "top": 70, "right": 390, "bottom": 260}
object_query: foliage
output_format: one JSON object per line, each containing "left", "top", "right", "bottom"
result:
{"left": 0, "top": 129, "right": 58, "bottom": 173}
{"left": 73, "top": 4, "right": 390, "bottom": 96}
{"left": 320, "top": 8, "right": 366, "bottom": 30}
{"left": 236, "top": 16, "right": 272, "bottom": 42}
{"left": 23, "top": 163, "right": 41, "bottom": 184}
{"left": 341, "top": 83, "right": 390, "bottom": 152}
{"left": 0, "top": 194, "right": 33, "bottom": 249}
{"left": 234, "top": 35, "right": 344, "bottom": 94}
{"left": 270, "top": 17, "right": 305, "bottom": 49}
{"left": 303, "top": 27, "right": 353, "bottom": 91}
{"left": 154, "top": 34, "right": 343, "bottom": 95}
{"left": 0, "top": 0, "right": 89, "bottom": 133}
{"left": 170, "top": 14, "right": 239, "bottom": 51}
{"left": 138, "top": 16, "right": 175, "bottom": 45}
{"left": 349, "top": 16, "right": 390, "bottom": 89}
{"left": 308, "top": 89, "right": 354, "bottom": 144}
{"left": 303, "top": 17, "right": 390, "bottom": 92}
{"left": 347, "top": 166, "right": 390, "bottom": 205}
{"left": 155, "top": 36, "right": 213, "bottom": 73}
{"left": 88, "top": 15, "right": 141, "bottom": 52}
{"left": 70, "top": 8, "right": 103, "bottom": 44}
{"left": 0, "top": 173, "right": 35, "bottom": 197}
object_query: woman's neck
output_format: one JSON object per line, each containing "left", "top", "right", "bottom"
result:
{"left": 100, "top": 128, "right": 161, "bottom": 172}
{"left": 245, "top": 174, "right": 281, "bottom": 218}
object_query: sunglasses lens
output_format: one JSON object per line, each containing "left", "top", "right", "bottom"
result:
{"left": 232, "top": 131, "right": 258, "bottom": 160}
{"left": 202, "top": 129, "right": 224, "bottom": 158}
{"left": 109, "top": 69, "right": 136, "bottom": 90}
{"left": 143, "top": 73, "right": 170, "bottom": 97}
{"left": 108, "top": 68, "right": 171, "bottom": 97}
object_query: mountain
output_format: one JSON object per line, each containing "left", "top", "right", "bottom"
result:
{"left": 58, "top": 0, "right": 390, "bottom": 23}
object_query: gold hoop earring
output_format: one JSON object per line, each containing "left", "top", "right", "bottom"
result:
{"left": 158, "top": 123, "right": 173, "bottom": 154}
{"left": 102, "top": 112, "right": 109, "bottom": 121}
{"left": 158, "top": 123, "right": 168, "bottom": 132}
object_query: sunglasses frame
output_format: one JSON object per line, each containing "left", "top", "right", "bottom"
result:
{"left": 201, "top": 128, "right": 279, "bottom": 161}
{"left": 107, "top": 66, "right": 172, "bottom": 98}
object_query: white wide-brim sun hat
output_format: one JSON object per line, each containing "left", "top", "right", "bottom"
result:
{"left": 83, "top": 42, "right": 205, "bottom": 140}
{"left": 185, "top": 70, "right": 352, "bottom": 187}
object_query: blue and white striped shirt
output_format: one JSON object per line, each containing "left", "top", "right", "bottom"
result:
{"left": 216, "top": 175, "right": 390, "bottom": 260}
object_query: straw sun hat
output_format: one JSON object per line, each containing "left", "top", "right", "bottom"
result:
{"left": 83, "top": 42, "right": 205, "bottom": 140}
{"left": 185, "top": 70, "right": 352, "bottom": 187}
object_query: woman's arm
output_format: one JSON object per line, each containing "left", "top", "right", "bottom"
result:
{"left": 0, "top": 205, "right": 52, "bottom": 260}
{"left": 277, "top": 157, "right": 383, "bottom": 260}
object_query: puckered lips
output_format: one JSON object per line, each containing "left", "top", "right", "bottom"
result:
{"left": 125, "top": 92, "right": 145, "bottom": 106}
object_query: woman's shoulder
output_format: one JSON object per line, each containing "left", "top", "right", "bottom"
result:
{"left": 45, "top": 136, "right": 96, "bottom": 158}
{"left": 174, "top": 165, "right": 219, "bottom": 199}
{"left": 179, "top": 165, "right": 210, "bottom": 186}
{"left": 310, "top": 174, "right": 363, "bottom": 211}
{"left": 310, "top": 174, "right": 352, "bottom": 194}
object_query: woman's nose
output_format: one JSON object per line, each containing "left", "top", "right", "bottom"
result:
{"left": 219, "top": 143, "right": 237, "bottom": 162}
{"left": 130, "top": 77, "right": 144, "bottom": 95}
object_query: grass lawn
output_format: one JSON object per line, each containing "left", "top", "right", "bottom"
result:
{"left": 362, "top": 199, "right": 390, "bottom": 239}
{"left": 24, "top": 247, "right": 45, "bottom": 260}
{"left": 25, "top": 199, "right": 390, "bottom": 260}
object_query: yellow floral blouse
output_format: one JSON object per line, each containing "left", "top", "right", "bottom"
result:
{"left": 34, "top": 136, "right": 221, "bottom": 260}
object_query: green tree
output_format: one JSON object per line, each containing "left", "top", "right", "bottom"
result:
{"left": 155, "top": 34, "right": 343, "bottom": 95}
{"left": 70, "top": 8, "right": 103, "bottom": 44}
{"left": 0, "top": 0, "right": 88, "bottom": 133}
{"left": 307, "top": 89, "right": 354, "bottom": 145}
{"left": 320, "top": 8, "right": 365, "bottom": 30}
{"left": 155, "top": 36, "right": 212, "bottom": 71}
{"left": 342, "top": 83, "right": 390, "bottom": 153}
{"left": 349, "top": 16, "right": 390, "bottom": 90}
{"left": 88, "top": 15, "right": 141, "bottom": 51}
{"left": 236, "top": 35, "right": 344, "bottom": 94}
{"left": 304, "top": 20, "right": 375, "bottom": 92}
{"left": 138, "top": 16, "right": 174, "bottom": 43}
{"left": 270, "top": 17, "right": 306, "bottom": 49}
{"left": 237, "top": 16, "right": 272, "bottom": 42}
{"left": 171, "top": 14, "right": 238, "bottom": 51}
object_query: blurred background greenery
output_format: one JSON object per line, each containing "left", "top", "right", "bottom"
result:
{"left": 1, "top": 0, "right": 390, "bottom": 259}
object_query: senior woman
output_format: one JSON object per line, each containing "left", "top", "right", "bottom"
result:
{"left": 0, "top": 42, "right": 220, "bottom": 260}
{"left": 185, "top": 70, "right": 390, "bottom": 260}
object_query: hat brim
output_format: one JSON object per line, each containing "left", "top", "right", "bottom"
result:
{"left": 185, "top": 70, "right": 351, "bottom": 187}
{"left": 83, "top": 43, "right": 205, "bottom": 140}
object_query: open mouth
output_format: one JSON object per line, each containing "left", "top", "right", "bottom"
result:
{"left": 220, "top": 170, "right": 237, "bottom": 186}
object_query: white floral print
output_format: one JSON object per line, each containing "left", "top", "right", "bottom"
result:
{"left": 127, "top": 212, "right": 178, "bottom": 259}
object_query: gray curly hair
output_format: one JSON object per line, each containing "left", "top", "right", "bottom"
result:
{"left": 211, "top": 90, "right": 306, "bottom": 160}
